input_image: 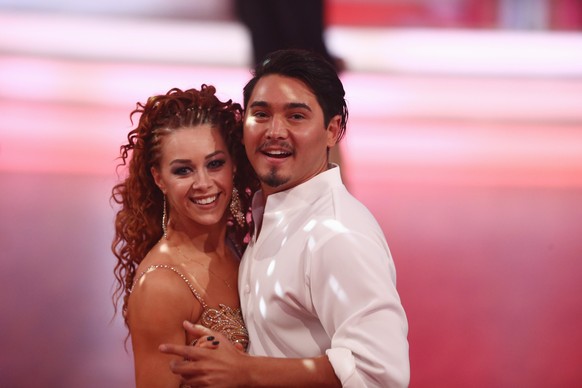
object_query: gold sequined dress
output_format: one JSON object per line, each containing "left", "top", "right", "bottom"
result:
{"left": 132, "top": 264, "right": 249, "bottom": 350}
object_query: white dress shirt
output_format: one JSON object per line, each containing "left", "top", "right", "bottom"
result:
{"left": 239, "top": 166, "right": 409, "bottom": 387}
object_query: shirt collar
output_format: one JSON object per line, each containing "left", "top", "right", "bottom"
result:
{"left": 253, "top": 164, "right": 342, "bottom": 216}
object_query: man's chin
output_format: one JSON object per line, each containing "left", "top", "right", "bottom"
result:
{"left": 260, "top": 171, "right": 290, "bottom": 189}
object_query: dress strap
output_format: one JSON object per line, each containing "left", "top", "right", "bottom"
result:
{"left": 132, "top": 264, "right": 208, "bottom": 309}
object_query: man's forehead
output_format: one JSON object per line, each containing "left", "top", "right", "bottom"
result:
{"left": 249, "top": 75, "right": 317, "bottom": 107}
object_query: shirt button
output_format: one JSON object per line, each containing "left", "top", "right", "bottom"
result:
{"left": 244, "top": 284, "right": 250, "bottom": 294}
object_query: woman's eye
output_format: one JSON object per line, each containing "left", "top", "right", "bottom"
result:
{"left": 208, "top": 159, "right": 226, "bottom": 170}
{"left": 171, "top": 166, "right": 191, "bottom": 176}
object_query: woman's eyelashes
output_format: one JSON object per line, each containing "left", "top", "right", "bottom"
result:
{"left": 171, "top": 166, "right": 192, "bottom": 176}
{"left": 207, "top": 159, "right": 226, "bottom": 170}
{"left": 170, "top": 159, "right": 226, "bottom": 176}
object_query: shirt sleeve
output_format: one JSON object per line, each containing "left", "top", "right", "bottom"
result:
{"left": 309, "top": 229, "right": 410, "bottom": 388}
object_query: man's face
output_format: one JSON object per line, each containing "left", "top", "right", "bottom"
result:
{"left": 242, "top": 74, "right": 339, "bottom": 196}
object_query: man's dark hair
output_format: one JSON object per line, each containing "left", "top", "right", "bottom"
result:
{"left": 242, "top": 49, "right": 348, "bottom": 142}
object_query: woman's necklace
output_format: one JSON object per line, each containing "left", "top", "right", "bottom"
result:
{"left": 175, "top": 245, "right": 233, "bottom": 289}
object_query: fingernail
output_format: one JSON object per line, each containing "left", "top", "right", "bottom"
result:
{"left": 159, "top": 344, "right": 167, "bottom": 351}
{"left": 207, "top": 336, "right": 215, "bottom": 341}
{"left": 212, "top": 341, "right": 220, "bottom": 346}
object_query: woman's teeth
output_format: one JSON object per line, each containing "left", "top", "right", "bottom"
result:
{"left": 194, "top": 195, "right": 217, "bottom": 205}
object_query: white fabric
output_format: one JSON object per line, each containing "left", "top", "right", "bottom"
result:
{"left": 239, "top": 166, "right": 410, "bottom": 387}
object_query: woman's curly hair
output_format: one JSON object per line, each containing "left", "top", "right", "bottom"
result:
{"left": 111, "top": 85, "right": 259, "bottom": 325}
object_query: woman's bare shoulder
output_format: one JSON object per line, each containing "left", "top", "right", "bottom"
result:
{"left": 127, "top": 245, "right": 200, "bottom": 333}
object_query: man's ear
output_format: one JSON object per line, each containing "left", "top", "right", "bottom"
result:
{"left": 326, "top": 115, "right": 341, "bottom": 148}
{"left": 151, "top": 167, "right": 165, "bottom": 194}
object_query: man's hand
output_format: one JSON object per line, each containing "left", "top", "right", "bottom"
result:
{"left": 159, "top": 321, "right": 249, "bottom": 387}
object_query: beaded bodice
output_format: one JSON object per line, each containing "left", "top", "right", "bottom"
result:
{"left": 132, "top": 264, "right": 249, "bottom": 351}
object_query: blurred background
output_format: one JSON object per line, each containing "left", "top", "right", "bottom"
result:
{"left": 1, "top": 0, "right": 581, "bottom": 387}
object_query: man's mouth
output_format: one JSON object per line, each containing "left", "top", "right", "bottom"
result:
{"left": 262, "top": 149, "right": 292, "bottom": 158}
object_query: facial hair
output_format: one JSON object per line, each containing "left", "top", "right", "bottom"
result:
{"left": 260, "top": 166, "right": 290, "bottom": 188}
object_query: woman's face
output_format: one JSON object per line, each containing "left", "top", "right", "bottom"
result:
{"left": 152, "top": 124, "right": 234, "bottom": 230}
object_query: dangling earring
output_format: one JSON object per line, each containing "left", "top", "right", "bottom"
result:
{"left": 162, "top": 195, "right": 168, "bottom": 239}
{"left": 229, "top": 187, "right": 245, "bottom": 228}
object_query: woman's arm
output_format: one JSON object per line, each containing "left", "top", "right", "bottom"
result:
{"left": 128, "top": 269, "right": 201, "bottom": 388}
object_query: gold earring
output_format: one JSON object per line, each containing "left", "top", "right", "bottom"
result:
{"left": 162, "top": 195, "right": 168, "bottom": 239}
{"left": 229, "top": 187, "right": 245, "bottom": 228}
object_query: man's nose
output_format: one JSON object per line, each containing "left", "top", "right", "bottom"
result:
{"left": 265, "top": 115, "right": 288, "bottom": 139}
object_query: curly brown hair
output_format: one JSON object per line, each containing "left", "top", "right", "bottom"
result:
{"left": 111, "top": 85, "right": 259, "bottom": 325}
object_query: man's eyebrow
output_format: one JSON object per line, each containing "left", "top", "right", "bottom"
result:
{"left": 249, "top": 101, "right": 312, "bottom": 112}
{"left": 249, "top": 100, "right": 269, "bottom": 108}
{"left": 286, "top": 102, "right": 312, "bottom": 111}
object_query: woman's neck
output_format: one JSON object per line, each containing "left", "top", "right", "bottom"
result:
{"left": 167, "top": 222, "right": 228, "bottom": 257}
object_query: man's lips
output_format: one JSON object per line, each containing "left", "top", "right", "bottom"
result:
{"left": 258, "top": 142, "right": 293, "bottom": 158}
{"left": 261, "top": 149, "right": 293, "bottom": 158}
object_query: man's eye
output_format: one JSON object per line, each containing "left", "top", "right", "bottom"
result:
{"left": 290, "top": 113, "right": 305, "bottom": 120}
{"left": 253, "top": 111, "right": 268, "bottom": 118}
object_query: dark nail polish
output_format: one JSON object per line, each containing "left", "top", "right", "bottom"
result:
{"left": 212, "top": 340, "right": 220, "bottom": 346}
{"left": 207, "top": 336, "right": 215, "bottom": 341}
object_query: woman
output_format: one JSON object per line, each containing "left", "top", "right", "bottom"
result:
{"left": 111, "top": 85, "right": 258, "bottom": 387}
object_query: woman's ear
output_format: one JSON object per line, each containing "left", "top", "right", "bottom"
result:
{"left": 326, "top": 115, "right": 341, "bottom": 148}
{"left": 151, "top": 167, "right": 165, "bottom": 194}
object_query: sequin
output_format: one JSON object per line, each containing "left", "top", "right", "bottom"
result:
{"left": 132, "top": 264, "right": 249, "bottom": 350}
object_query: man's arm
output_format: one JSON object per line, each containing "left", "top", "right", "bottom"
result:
{"left": 160, "top": 321, "right": 341, "bottom": 387}
{"left": 310, "top": 230, "right": 410, "bottom": 387}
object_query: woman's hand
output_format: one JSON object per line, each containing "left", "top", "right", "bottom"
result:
{"left": 160, "top": 321, "right": 251, "bottom": 387}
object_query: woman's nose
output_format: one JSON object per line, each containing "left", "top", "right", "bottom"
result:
{"left": 192, "top": 170, "right": 211, "bottom": 189}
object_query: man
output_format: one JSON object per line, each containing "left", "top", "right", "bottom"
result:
{"left": 160, "top": 49, "right": 409, "bottom": 387}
